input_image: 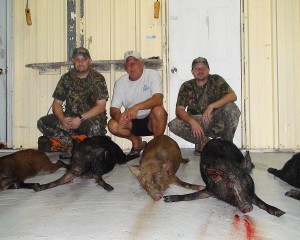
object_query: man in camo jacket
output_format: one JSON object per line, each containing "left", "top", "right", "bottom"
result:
{"left": 168, "top": 57, "right": 240, "bottom": 155}
{"left": 37, "top": 47, "right": 109, "bottom": 156}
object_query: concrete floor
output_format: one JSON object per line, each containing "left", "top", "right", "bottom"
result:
{"left": 0, "top": 149, "right": 299, "bottom": 240}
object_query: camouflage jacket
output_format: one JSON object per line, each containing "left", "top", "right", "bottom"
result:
{"left": 52, "top": 68, "right": 109, "bottom": 117}
{"left": 176, "top": 74, "right": 233, "bottom": 115}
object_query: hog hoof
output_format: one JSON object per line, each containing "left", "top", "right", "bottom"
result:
{"left": 102, "top": 184, "right": 114, "bottom": 192}
{"left": 285, "top": 189, "right": 300, "bottom": 200}
{"left": 163, "top": 195, "right": 180, "bottom": 202}
{"left": 267, "top": 167, "right": 278, "bottom": 175}
{"left": 268, "top": 206, "right": 286, "bottom": 217}
{"left": 33, "top": 184, "right": 41, "bottom": 192}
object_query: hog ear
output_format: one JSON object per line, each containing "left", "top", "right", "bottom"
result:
{"left": 242, "top": 151, "right": 255, "bottom": 173}
{"left": 129, "top": 165, "right": 141, "bottom": 178}
{"left": 93, "top": 148, "right": 106, "bottom": 158}
{"left": 206, "top": 168, "right": 223, "bottom": 182}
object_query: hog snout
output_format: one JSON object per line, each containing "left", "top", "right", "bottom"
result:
{"left": 240, "top": 204, "right": 253, "bottom": 213}
{"left": 152, "top": 194, "right": 163, "bottom": 201}
{"left": 71, "top": 166, "right": 82, "bottom": 176}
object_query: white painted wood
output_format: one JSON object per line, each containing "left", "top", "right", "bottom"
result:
{"left": 243, "top": 0, "right": 300, "bottom": 149}
{"left": 168, "top": 0, "right": 241, "bottom": 148}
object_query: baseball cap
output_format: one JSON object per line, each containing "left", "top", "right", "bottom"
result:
{"left": 192, "top": 57, "right": 209, "bottom": 69}
{"left": 72, "top": 47, "right": 91, "bottom": 59}
{"left": 124, "top": 50, "right": 142, "bottom": 62}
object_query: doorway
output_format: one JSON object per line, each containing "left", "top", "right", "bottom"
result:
{"left": 168, "top": 0, "right": 241, "bottom": 148}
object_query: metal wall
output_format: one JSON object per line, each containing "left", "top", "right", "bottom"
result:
{"left": 10, "top": 0, "right": 300, "bottom": 150}
{"left": 12, "top": 0, "right": 67, "bottom": 148}
{"left": 12, "top": 0, "right": 166, "bottom": 149}
{"left": 243, "top": 0, "right": 300, "bottom": 150}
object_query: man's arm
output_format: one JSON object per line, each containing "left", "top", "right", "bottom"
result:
{"left": 110, "top": 107, "right": 122, "bottom": 122}
{"left": 208, "top": 91, "right": 237, "bottom": 110}
{"left": 202, "top": 91, "right": 237, "bottom": 124}
{"left": 176, "top": 105, "right": 205, "bottom": 139}
{"left": 52, "top": 98, "right": 74, "bottom": 129}
{"left": 134, "top": 93, "right": 163, "bottom": 110}
{"left": 176, "top": 105, "right": 194, "bottom": 124}
{"left": 68, "top": 99, "right": 107, "bottom": 129}
{"left": 52, "top": 99, "right": 65, "bottom": 122}
{"left": 80, "top": 99, "right": 107, "bottom": 120}
{"left": 126, "top": 93, "right": 163, "bottom": 119}
{"left": 110, "top": 106, "right": 130, "bottom": 127}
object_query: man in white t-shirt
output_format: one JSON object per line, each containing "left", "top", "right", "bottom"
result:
{"left": 108, "top": 50, "right": 167, "bottom": 161}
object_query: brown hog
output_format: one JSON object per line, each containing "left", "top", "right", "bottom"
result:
{"left": 129, "top": 135, "right": 204, "bottom": 201}
{"left": 0, "top": 149, "right": 68, "bottom": 191}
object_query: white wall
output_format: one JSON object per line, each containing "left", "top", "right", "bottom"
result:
{"left": 7, "top": 0, "right": 300, "bottom": 150}
{"left": 243, "top": 0, "right": 300, "bottom": 149}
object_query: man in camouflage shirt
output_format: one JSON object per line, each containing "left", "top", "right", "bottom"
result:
{"left": 37, "top": 47, "right": 109, "bottom": 155}
{"left": 168, "top": 57, "right": 240, "bottom": 155}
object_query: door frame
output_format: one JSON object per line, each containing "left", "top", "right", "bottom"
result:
{"left": 166, "top": 0, "right": 242, "bottom": 148}
{"left": 0, "top": 0, "right": 13, "bottom": 148}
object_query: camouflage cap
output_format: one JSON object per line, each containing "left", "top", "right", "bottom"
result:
{"left": 72, "top": 47, "right": 91, "bottom": 59}
{"left": 192, "top": 57, "right": 209, "bottom": 69}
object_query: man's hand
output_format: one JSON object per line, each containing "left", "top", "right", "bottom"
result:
{"left": 70, "top": 117, "right": 82, "bottom": 129}
{"left": 60, "top": 117, "right": 82, "bottom": 129}
{"left": 61, "top": 117, "right": 74, "bottom": 129}
{"left": 125, "top": 107, "right": 139, "bottom": 120}
{"left": 202, "top": 104, "right": 214, "bottom": 124}
{"left": 190, "top": 119, "right": 205, "bottom": 139}
{"left": 119, "top": 111, "right": 131, "bottom": 127}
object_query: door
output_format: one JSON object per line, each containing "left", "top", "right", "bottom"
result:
{"left": 168, "top": 0, "right": 241, "bottom": 148}
{"left": 0, "top": 0, "right": 12, "bottom": 147}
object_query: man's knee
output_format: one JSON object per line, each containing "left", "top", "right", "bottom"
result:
{"left": 108, "top": 118, "right": 119, "bottom": 134}
{"left": 222, "top": 102, "right": 240, "bottom": 115}
{"left": 37, "top": 118, "right": 42, "bottom": 130}
{"left": 168, "top": 119, "right": 176, "bottom": 133}
{"left": 168, "top": 118, "right": 183, "bottom": 135}
{"left": 151, "top": 106, "right": 167, "bottom": 119}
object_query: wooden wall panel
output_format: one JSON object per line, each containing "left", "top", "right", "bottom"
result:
{"left": 13, "top": 0, "right": 66, "bottom": 148}
{"left": 243, "top": 0, "right": 276, "bottom": 149}
{"left": 12, "top": 0, "right": 165, "bottom": 149}
{"left": 10, "top": 0, "right": 300, "bottom": 150}
{"left": 276, "top": 0, "right": 300, "bottom": 149}
{"left": 243, "top": 0, "right": 300, "bottom": 150}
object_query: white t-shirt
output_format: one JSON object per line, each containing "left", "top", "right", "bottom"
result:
{"left": 111, "top": 69, "right": 163, "bottom": 119}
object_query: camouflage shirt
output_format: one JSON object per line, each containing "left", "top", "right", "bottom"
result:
{"left": 53, "top": 68, "right": 109, "bottom": 117}
{"left": 176, "top": 74, "right": 233, "bottom": 115}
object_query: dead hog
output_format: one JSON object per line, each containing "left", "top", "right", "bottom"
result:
{"left": 268, "top": 152, "right": 300, "bottom": 201}
{"left": 164, "top": 138, "right": 285, "bottom": 217}
{"left": 0, "top": 149, "right": 68, "bottom": 191}
{"left": 129, "top": 135, "right": 204, "bottom": 201}
{"left": 34, "top": 136, "right": 127, "bottom": 192}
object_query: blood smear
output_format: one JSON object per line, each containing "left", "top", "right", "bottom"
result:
{"left": 232, "top": 214, "right": 262, "bottom": 240}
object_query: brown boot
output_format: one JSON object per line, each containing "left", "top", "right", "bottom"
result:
{"left": 194, "top": 138, "right": 208, "bottom": 156}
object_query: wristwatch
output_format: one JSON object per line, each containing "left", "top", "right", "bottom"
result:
{"left": 78, "top": 115, "right": 85, "bottom": 123}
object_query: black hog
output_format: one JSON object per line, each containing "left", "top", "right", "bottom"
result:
{"left": 0, "top": 149, "right": 68, "bottom": 191}
{"left": 164, "top": 138, "right": 285, "bottom": 217}
{"left": 34, "top": 136, "right": 127, "bottom": 192}
{"left": 268, "top": 152, "right": 300, "bottom": 200}
{"left": 129, "top": 135, "right": 204, "bottom": 201}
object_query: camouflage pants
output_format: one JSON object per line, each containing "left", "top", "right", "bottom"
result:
{"left": 37, "top": 113, "right": 107, "bottom": 151}
{"left": 168, "top": 102, "right": 240, "bottom": 143}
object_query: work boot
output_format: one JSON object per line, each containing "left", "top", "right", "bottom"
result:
{"left": 194, "top": 137, "right": 208, "bottom": 156}
{"left": 38, "top": 136, "right": 51, "bottom": 152}
{"left": 59, "top": 148, "right": 72, "bottom": 159}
